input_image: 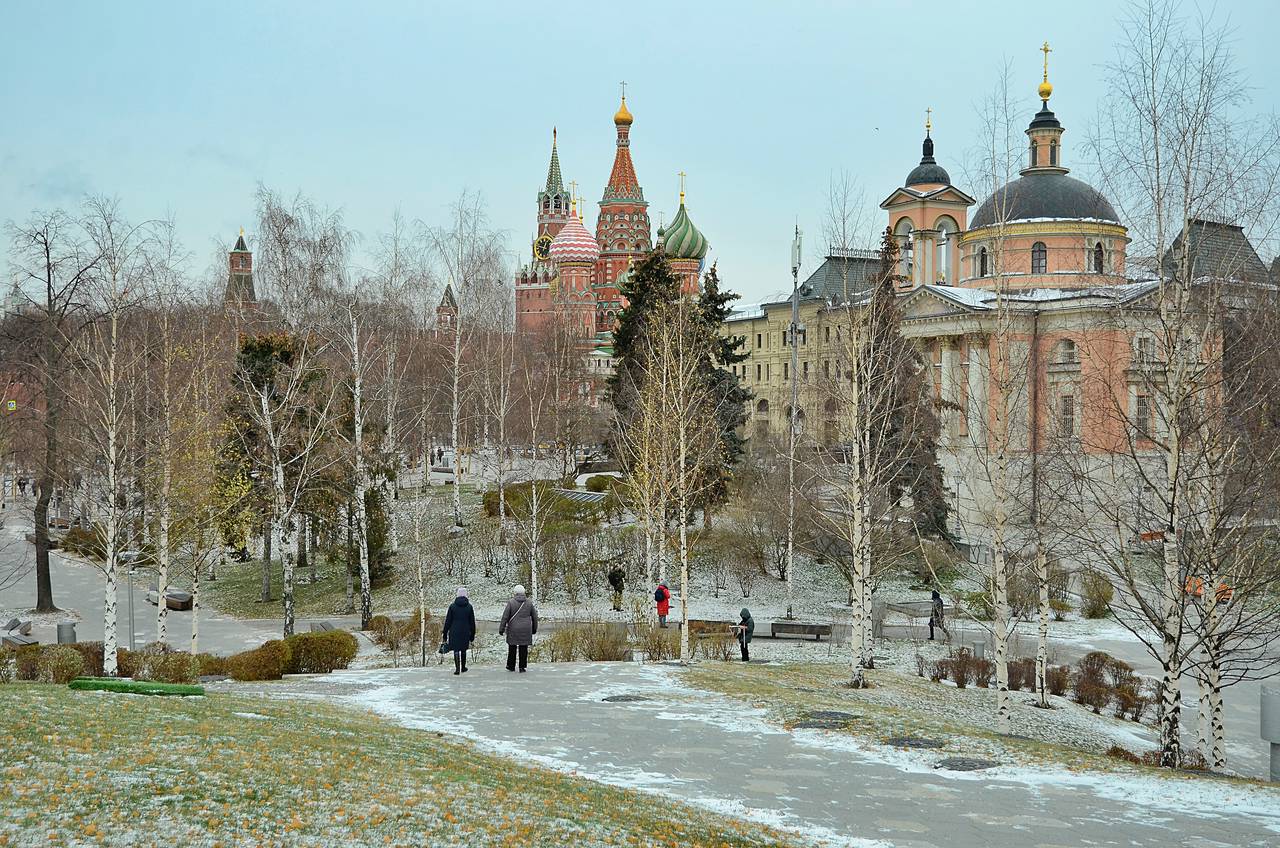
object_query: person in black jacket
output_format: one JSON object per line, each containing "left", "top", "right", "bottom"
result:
{"left": 607, "top": 565, "right": 625, "bottom": 611}
{"left": 443, "top": 587, "right": 477, "bottom": 675}
{"left": 735, "top": 608, "right": 755, "bottom": 662}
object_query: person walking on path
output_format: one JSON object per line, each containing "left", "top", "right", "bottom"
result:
{"left": 499, "top": 584, "right": 538, "bottom": 672}
{"left": 607, "top": 565, "right": 625, "bottom": 612}
{"left": 443, "top": 586, "right": 477, "bottom": 675}
{"left": 928, "top": 589, "right": 949, "bottom": 641}
{"left": 735, "top": 608, "right": 754, "bottom": 662}
{"left": 654, "top": 583, "right": 671, "bottom": 628}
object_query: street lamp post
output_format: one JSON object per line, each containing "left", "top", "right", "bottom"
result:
{"left": 786, "top": 225, "right": 802, "bottom": 621}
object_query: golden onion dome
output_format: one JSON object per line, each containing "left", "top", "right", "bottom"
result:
{"left": 614, "top": 96, "right": 633, "bottom": 126}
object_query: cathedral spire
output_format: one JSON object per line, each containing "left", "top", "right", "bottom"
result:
{"left": 545, "top": 127, "right": 564, "bottom": 194}
{"left": 604, "top": 92, "right": 643, "bottom": 202}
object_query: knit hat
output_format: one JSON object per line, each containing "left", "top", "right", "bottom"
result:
{"left": 456, "top": 586, "right": 468, "bottom": 598}
{"left": 513, "top": 585, "right": 526, "bottom": 596}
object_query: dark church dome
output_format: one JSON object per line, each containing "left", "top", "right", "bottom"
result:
{"left": 905, "top": 135, "right": 950, "bottom": 187}
{"left": 970, "top": 172, "right": 1120, "bottom": 229}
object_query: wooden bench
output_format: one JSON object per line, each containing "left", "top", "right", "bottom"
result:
{"left": 771, "top": 621, "right": 833, "bottom": 641}
{"left": 2, "top": 633, "right": 37, "bottom": 648}
{"left": 165, "top": 591, "right": 193, "bottom": 611}
{"left": 309, "top": 621, "right": 336, "bottom": 633}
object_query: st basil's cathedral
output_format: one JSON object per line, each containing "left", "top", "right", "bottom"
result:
{"left": 513, "top": 94, "right": 708, "bottom": 364}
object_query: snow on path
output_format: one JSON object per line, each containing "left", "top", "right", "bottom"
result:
{"left": 256, "top": 663, "right": 1280, "bottom": 848}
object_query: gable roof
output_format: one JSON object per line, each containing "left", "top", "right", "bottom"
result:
{"left": 1161, "top": 219, "right": 1268, "bottom": 283}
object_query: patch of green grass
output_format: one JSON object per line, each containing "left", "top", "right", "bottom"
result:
{"left": 203, "top": 555, "right": 410, "bottom": 620}
{"left": 0, "top": 683, "right": 805, "bottom": 848}
{"left": 68, "top": 678, "right": 204, "bottom": 697}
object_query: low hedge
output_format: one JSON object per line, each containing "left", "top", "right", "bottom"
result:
{"left": 134, "top": 643, "right": 201, "bottom": 684}
{"left": 226, "top": 640, "right": 292, "bottom": 681}
{"left": 37, "top": 646, "right": 85, "bottom": 684}
{"left": 284, "top": 631, "right": 358, "bottom": 674}
{"left": 69, "top": 677, "right": 204, "bottom": 697}
{"left": 196, "top": 653, "right": 228, "bottom": 676}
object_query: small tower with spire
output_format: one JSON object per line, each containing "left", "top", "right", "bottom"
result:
{"left": 224, "top": 228, "right": 256, "bottom": 306}
{"left": 536, "top": 128, "right": 572, "bottom": 246}
{"left": 1025, "top": 41, "right": 1067, "bottom": 173}
{"left": 595, "top": 85, "right": 652, "bottom": 300}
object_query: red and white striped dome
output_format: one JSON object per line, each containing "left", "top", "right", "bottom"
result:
{"left": 549, "top": 215, "right": 600, "bottom": 264}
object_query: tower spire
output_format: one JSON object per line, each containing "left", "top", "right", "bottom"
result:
{"left": 1039, "top": 41, "right": 1053, "bottom": 102}
{"left": 678, "top": 171, "right": 686, "bottom": 206}
{"left": 925, "top": 107, "right": 932, "bottom": 137}
{"left": 545, "top": 127, "right": 564, "bottom": 194}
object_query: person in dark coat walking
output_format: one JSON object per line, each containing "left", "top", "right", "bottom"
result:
{"left": 928, "top": 589, "right": 949, "bottom": 641}
{"left": 442, "top": 587, "right": 477, "bottom": 674}
{"left": 498, "top": 584, "right": 538, "bottom": 672}
{"left": 735, "top": 608, "right": 754, "bottom": 662}
{"left": 607, "top": 565, "right": 625, "bottom": 611}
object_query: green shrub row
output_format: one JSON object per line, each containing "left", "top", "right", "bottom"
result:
{"left": 285, "top": 631, "right": 358, "bottom": 674}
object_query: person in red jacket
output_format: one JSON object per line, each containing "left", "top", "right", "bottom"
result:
{"left": 654, "top": 583, "right": 671, "bottom": 628}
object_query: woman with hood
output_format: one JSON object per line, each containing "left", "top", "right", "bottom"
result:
{"left": 443, "top": 586, "right": 477, "bottom": 675}
{"left": 498, "top": 584, "right": 538, "bottom": 672}
{"left": 654, "top": 583, "right": 671, "bottom": 628}
{"left": 735, "top": 608, "right": 754, "bottom": 662}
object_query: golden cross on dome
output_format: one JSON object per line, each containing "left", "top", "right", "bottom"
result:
{"left": 568, "top": 180, "right": 577, "bottom": 214}
{"left": 678, "top": 171, "right": 686, "bottom": 205}
{"left": 1041, "top": 41, "right": 1052, "bottom": 81}
{"left": 925, "top": 107, "right": 932, "bottom": 134}
{"left": 620, "top": 80, "right": 627, "bottom": 100}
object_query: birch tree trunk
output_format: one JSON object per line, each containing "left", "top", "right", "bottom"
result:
{"left": 1035, "top": 543, "right": 1050, "bottom": 708}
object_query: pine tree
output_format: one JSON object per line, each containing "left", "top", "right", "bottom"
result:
{"left": 692, "top": 264, "right": 751, "bottom": 516}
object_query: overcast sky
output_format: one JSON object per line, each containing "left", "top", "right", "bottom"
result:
{"left": 2, "top": 0, "right": 1276, "bottom": 302}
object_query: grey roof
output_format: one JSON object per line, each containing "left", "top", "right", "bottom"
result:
{"left": 905, "top": 135, "right": 950, "bottom": 187}
{"left": 970, "top": 172, "right": 1120, "bottom": 229}
{"left": 553, "top": 488, "right": 608, "bottom": 505}
{"left": 1160, "top": 219, "right": 1268, "bottom": 283}
{"left": 800, "top": 250, "right": 881, "bottom": 303}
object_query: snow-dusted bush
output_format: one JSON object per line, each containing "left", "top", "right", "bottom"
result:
{"left": 135, "top": 643, "right": 201, "bottom": 684}
{"left": 1080, "top": 572, "right": 1114, "bottom": 618}
{"left": 37, "top": 645, "right": 85, "bottom": 684}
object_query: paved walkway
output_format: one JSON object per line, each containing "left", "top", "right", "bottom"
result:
{"left": 253, "top": 663, "right": 1280, "bottom": 848}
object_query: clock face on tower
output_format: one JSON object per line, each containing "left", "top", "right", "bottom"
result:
{"left": 534, "top": 234, "right": 553, "bottom": 260}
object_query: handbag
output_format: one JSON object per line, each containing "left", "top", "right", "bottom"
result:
{"left": 438, "top": 641, "right": 451, "bottom": 655}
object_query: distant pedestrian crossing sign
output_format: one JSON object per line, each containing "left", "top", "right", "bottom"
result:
{"left": 5, "top": 400, "right": 14, "bottom": 411}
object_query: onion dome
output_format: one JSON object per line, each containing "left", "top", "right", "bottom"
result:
{"left": 661, "top": 201, "right": 708, "bottom": 260}
{"left": 614, "top": 95, "right": 633, "bottom": 126}
{"left": 548, "top": 213, "right": 600, "bottom": 264}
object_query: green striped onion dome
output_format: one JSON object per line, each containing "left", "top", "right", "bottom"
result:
{"left": 661, "top": 202, "right": 708, "bottom": 260}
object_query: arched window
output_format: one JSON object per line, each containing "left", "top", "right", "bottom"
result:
{"left": 1030, "top": 139, "right": 1037, "bottom": 167}
{"left": 894, "top": 219, "right": 914, "bottom": 280}
{"left": 1049, "top": 141, "right": 1058, "bottom": 166}
{"left": 1031, "top": 241, "right": 1047, "bottom": 274}
{"left": 1056, "top": 338, "right": 1078, "bottom": 363}
{"left": 935, "top": 217, "right": 957, "bottom": 283}
{"left": 756, "top": 399, "right": 769, "bottom": 414}
{"left": 1092, "top": 242, "right": 1105, "bottom": 273}
{"left": 978, "top": 247, "right": 989, "bottom": 277}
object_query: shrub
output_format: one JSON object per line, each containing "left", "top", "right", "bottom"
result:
{"left": 634, "top": 623, "right": 679, "bottom": 662}
{"left": 696, "top": 631, "right": 737, "bottom": 662}
{"left": 1073, "top": 650, "right": 1117, "bottom": 713}
{"left": 284, "top": 631, "right": 359, "bottom": 674}
{"left": 60, "top": 524, "right": 106, "bottom": 559}
{"left": 37, "top": 645, "right": 85, "bottom": 684}
{"left": 1140, "top": 749, "right": 1208, "bottom": 770}
{"left": 196, "top": 653, "right": 228, "bottom": 676}
{"left": 15, "top": 644, "right": 42, "bottom": 680}
{"left": 928, "top": 659, "right": 946, "bottom": 683}
{"left": 367, "top": 615, "right": 394, "bottom": 643}
{"left": 579, "top": 621, "right": 629, "bottom": 662}
{"left": 540, "top": 627, "right": 582, "bottom": 663}
{"left": 1081, "top": 572, "right": 1114, "bottom": 618}
{"left": 67, "top": 642, "right": 105, "bottom": 677}
{"left": 1073, "top": 676, "right": 1110, "bottom": 713}
{"left": 914, "top": 653, "right": 927, "bottom": 678}
{"left": 1049, "top": 598, "right": 1072, "bottom": 620}
{"left": 973, "top": 658, "right": 995, "bottom": 688}
{"left": 1105, "top": 744, "right": 1142, "bottom": 764}
{"left": 962, "top": 591, "right": 994, "bottom": 620}
{"left": 1007, "top": 657, "right": 1036, "bottom": 691}
{"left": 1047, "top": 561, "right": 1071, "bottom": 601}
{"left": 135, "top": 643, "right": 201, "bottom": 684}
{"left": 584, "top": 474, "right": 618, "bottom": 493}
{"left": 116, "top": 647, "right": 139, "bottom": 678}
{"left": 1046, "top": 664, "right": 1071, "bottom": 696}
{"left": 943, "top": 648, "right": 976, "bottom": 689}
{"left": 0, "top": 648, "right": 14, "bottom": 683}
{"left": 226, "top": 640, "right": 292, "bottom": 681}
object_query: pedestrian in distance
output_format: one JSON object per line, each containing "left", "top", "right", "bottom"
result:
{"left": 928, "top": 589, "right": 949, "bottom": 641}
{"left": 499, "top": 584, "right": 538, "bottom": 672}
{"left": 443, "top": 586, "right": 477, "bottom": 675}
{"left": 734, "top": 608, "right": 754, "bottom": 662}
{"left": 607, "top": 564, "right": 625, "bottom": 612}
{"left": 654, "top": 583, "right": 671, "bottom": 628}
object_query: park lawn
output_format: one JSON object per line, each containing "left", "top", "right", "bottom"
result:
{"left": 202, "top": 555, "right": 413, "bottom": 620}
{"left": 681, "top": 661, "right": 1257, "bottom": 782}
{"left": 0, "top": 683, "right": 805, "bottom": 848}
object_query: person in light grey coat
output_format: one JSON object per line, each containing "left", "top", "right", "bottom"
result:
{"left": 499, "top": 585, "right": 538, "bottom": 672}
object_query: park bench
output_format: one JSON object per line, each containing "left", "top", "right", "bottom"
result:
{"left": 2, "top": 633, "right": 37, "bottom": 648}
{"left": 309, "top": 621, "right": 336, "bottom": 633}
{"left": 2, "top": 618, "right": 20, "bottom": 633}
{"left": 771, "top": 621, "right": 833, "bottom": 641}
